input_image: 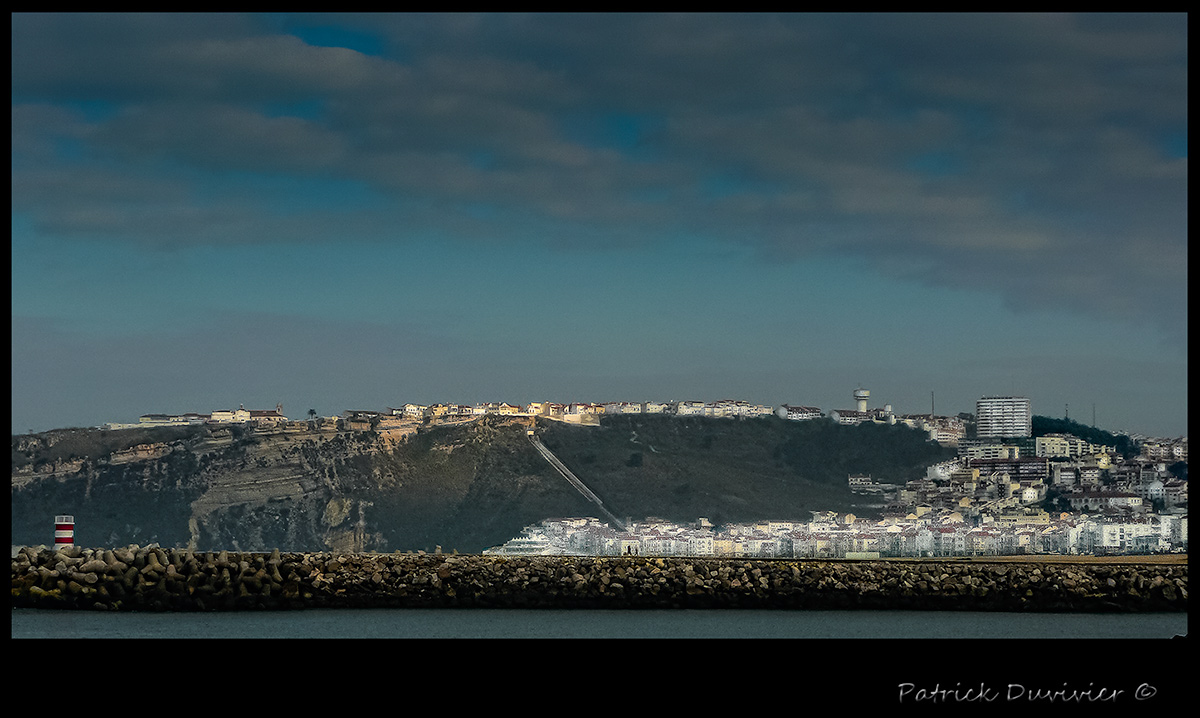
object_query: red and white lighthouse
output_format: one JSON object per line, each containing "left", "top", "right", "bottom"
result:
{"left": 54, "top": 515, "right": 74, "bottom": 549}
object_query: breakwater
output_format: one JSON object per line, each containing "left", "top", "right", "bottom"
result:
{"left": 11, "top": 545, "right": 1187, "bottom": 612}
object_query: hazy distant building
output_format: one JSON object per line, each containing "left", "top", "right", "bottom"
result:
{"left": 249, "top": 405, "right": 288, "bottom": 425}
{"left": 777, "top": 405, "right": 822, "bottom": 421}
{"left": 975, "top": 396, "right": 1032, "bottom": 439}
{"left": 829, "top": 409, "right": 872, "bottom": 426}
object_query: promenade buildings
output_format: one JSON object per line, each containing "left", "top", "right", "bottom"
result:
{"left": 487, "top": 510, "right": 1187, "bottom": 558}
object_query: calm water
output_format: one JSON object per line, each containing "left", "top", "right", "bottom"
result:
{"left": 11, "top": 608, "right": 1186, "bottom": 639}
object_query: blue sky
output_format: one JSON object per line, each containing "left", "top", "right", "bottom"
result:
{"left": 11, "top": 13, "right": 1188, "bottom": 437}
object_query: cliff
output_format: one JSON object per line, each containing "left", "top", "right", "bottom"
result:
{"left": 12, "top": 415, "right": 954, "bottom": 553}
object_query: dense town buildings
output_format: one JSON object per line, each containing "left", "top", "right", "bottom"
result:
{"left": 486, "top": 417, "right": 1187, "bottom": 557}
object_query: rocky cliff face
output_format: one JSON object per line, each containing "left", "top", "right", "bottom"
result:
{"left": 12, "top": 418, "right": 567, "bottom": 552}
{"left": 12, "top": 415, "right": 955, "bottom": 553}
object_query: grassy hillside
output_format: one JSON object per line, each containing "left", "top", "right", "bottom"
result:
{"left": 530, "top": 414, "right": 953, "bottom": 528}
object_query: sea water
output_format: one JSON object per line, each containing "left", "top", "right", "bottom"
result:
{"left": 11, "top": 607, "right": 1186, "bottom": 639}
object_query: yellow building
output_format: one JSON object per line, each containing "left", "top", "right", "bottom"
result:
{"left": 1035, "top": 436, "right": 1072, "bottom": 458}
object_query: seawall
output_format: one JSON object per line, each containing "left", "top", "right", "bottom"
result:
{"left": 11, "top": 545, "right": 1187, "bottom": 612}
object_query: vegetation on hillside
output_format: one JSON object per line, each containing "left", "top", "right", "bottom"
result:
{"left": 534, "top": 414, "right": 954, "bottom": 530}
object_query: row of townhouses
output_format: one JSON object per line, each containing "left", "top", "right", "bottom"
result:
{"left": 103, "top": 404, "right": 291, "bottom": 430}
{"left": 381, "top": 399, "right": 780, "bottom": 420}
{"left": 108, "top": 397, "right": 963, "bottom": 445}
{"left": 358, "top": 398, "right": 969, "bottom": 445}
{"left": 1137, "top": 436, "right": 1188, "bottom": 462}
{"left": 957, "top": 434, "right": 1118, "bottom": 462}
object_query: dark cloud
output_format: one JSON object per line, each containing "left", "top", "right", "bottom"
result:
{"left": 11, "top": 13, "right": 1187, "bottom": 346}
{"left": 91, "top": 103, "right": 351, "bottom": 173}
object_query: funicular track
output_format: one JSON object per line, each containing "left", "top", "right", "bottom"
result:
{"left": 527, "top": 431, "right": 627, "bottom": 532}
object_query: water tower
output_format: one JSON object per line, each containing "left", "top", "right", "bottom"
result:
{"left": 854, "top": 387, "right": 870, "bottom": 412}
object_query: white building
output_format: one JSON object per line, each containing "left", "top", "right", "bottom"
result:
{"left": 960, "top": 443, "right": 1022, "bottom": 461}
{"left": 674, "top": 401, "right": 707, "bottom": 416}
{"left": 975, "top": 396, "right": 1032, "bottom": 438}
{"left": 777, "top": 405, "right": 822, "bottom": 421}
{"left": 249, "top": 407, "right": 288, "bottom": 425}
{"left": 601, "top": 401, "right": 642, "bottom": 415}
{"left": 829, "top": 409, "right": 872, "bottom": 426}
{"left": 1079, "top": 520, "right": 1162, "bottom": 554}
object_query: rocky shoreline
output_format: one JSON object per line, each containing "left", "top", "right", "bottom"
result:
{"left": 11, "top": 545, "right": 1187, "bottom": 612}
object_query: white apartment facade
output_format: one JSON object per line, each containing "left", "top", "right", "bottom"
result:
{"left": 777, "top": 405, "right": 822, "bottom": 421}
{"left": 975, "top": 396, "right": 1032, "bottom": 438}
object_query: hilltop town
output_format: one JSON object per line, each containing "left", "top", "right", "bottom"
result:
{"left": 89, "top": 391, "right": 1186, "bottom": 558}
{"left": 482, "top": 415, "right": 1189, "bottom": 558}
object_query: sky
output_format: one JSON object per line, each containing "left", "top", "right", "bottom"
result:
{"left": 11, "top": 13, "right": 1188, "bottom": 438}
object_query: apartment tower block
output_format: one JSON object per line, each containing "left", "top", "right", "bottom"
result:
{"left": 976, "top": 396, "right": 1032, "bottom": 438}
